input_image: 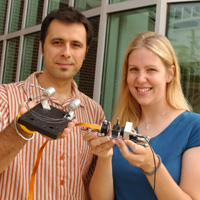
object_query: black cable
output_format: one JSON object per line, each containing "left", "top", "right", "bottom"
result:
{"left": 81, "top": 121, "right": 157, "bottom": 199}
{"left": 145, "top": 139, "right": 157, "bottom": 200}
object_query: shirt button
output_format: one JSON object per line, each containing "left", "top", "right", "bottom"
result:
{"left": 60, "top": 155, "right": 64, "bottom": 160}
{"left": 60, "top": 180, "right": 64, "bottom": 185}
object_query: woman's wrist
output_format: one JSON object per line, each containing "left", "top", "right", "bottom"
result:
{"left": 141, "top": 154, "right": 162, "bottom": 176}
{"left": 98, "top": 156, "right": 113, "bottom": 163}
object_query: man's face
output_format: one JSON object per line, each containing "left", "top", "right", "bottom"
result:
{"left": 42, "top": 19, "right": 87, "bottom": 82}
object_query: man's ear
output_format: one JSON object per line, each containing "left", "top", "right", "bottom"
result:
{"left": 40, "top": 41, "right": 44, "bottom": 54}
{"left": 84, "top": 47, "right": 89, "bottom": 60}
{"left": 167, "top": 65, "right": 175, "bottom": 83}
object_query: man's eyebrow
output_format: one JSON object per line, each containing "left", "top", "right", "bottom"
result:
{"left": 51, "top": 37, "right": 63, "bottom": 41}
{"left": 50, "top": 38, "right": 84, "bottom": 45}
{"left": 73, "top": 40, "right": 84, "bottom": 46}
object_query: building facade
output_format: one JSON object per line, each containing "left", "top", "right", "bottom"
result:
{"left": 0, "top": 0, "right": 200, "bottom": 120}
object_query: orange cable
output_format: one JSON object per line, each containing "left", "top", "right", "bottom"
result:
{"left": 27, "top": 140, "right": 49, "bottom": 200}
{"left": 75, "top": 123, "right": 101, "bottom": 130}
{"left": 27, "top": 123, "right": 100, "bottom": 199}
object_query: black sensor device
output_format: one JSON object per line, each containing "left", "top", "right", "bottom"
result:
{"left": 17, "top": 103, "right": 71, "bottom": 139}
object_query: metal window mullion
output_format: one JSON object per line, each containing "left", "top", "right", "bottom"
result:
{"left": 37, "top": 41, "right": 43, "bottom": 71}
{"left": 69, "top": 0, "right": 75, "bottom": 7}
{"left": 166, "top": 0, "right": 200, "bottom": 3}
{"left": 15, "top": 35, "right": 24, "bottom": 82}
{"left": 82, "top": 7, "right": 101, "bottom": 18}
{"left": 0, "top": 40, "right": 7, "bottom": 83}
{"left": 42, "top": 0, "right": 48, "bottom": 19}
{"left": 0, "top": 25, "right": 41, "bottom": 41}
{"left": 155, "top": 0, "right": 167, "bottom": 35}
{"left": 106, "top": 0, "right": 156, "bottom": 14}
{"left": 4, "top": 0, "right": 12, "bottom": 34}
{"left": 36, "top": 0, "right": 48, "bottom": 71}
{"left": 93, "top": 0, "right": 109, "bottom": 103}
{"left": 21, "top": 0, "right": 28, "bottom": 29}
{"left": 0, "top": 0, "right": 12, "bottom": 83}
{"left": 15, "top": 0, "right": 29, "bottom": 82}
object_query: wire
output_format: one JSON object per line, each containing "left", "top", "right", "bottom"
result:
{"left": 25, "top": 97, "right": 69, "bottom": 124}
{"left": 78, "top": 122, "right": 157, "bottom": 199}
{"left": 145, "top": 139, "right": 157, "bottom": 200}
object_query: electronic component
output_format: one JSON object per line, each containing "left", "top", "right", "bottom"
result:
{"left": 17, "top": 86, "right": 80, "bottom": 139}
{"left": 79, "top": 119, "right": 150, "bottom": 147}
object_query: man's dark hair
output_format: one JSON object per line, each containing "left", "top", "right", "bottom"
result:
{"left": 40, "top": 7, "right": 93, "bottom": 49}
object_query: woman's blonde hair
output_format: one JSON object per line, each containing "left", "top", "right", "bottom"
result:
{"left": 112, "top": 31, "right": 192, "bottom": 127}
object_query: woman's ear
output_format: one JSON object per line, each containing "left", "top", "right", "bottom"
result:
{"left": 166, "top": 65, "right": 175, "bottom": 83}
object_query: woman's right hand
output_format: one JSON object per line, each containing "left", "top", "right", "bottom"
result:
{"left": 83, "top": 132, "right": 116, "bottom": 158}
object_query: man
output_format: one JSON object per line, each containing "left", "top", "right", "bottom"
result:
{"left": 0, "top": 7, "right": 104, "bottom": 200}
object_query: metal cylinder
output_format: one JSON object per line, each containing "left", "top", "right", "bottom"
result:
{"left": 42, "top": 87, "right": 56, "bottom": 98}
{"left": 68, "top": 99, "right": 81, "bottom": 111}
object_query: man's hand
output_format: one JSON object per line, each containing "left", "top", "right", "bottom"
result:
{"left": 58, "top": 118, "right": 77, "bottom": 139}
{"left": 18, "top": 101, "right": 76, "bottom": 139}
{"left": 19, "top": 101, "right": 36, "bottom": 115}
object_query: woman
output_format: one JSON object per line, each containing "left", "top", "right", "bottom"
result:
{"left": 84, "top": 32, "right": 200, "bottom": 200}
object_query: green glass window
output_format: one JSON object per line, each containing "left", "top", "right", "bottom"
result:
{"left": 0, "top": 41, "right": 3, "bottom": 72}
{"left": 166, "top": 2, "right": 200, "bottom": 112}
{"left": 48, "top": 0, "right": 69, "bottom": 12}
{"left": 20, "top": 32, "right": 40, "bottom": 81}
{"left": 74, "top": 16, "right": 100, "bottom": 98}
{"left": 0, "top": 0, "right": 8, "bottom": 35}
{"left": 109, "top": 0, "right": 129, "bottom": 4}
{"left": 101, "top": 6, "right": 156, "bottom": 120}
{"left": 75, "top": 0, "right": 101, "bottom": 11}
{"left": 41, "top": 57, "right": 44, "bottom": 71}
{"left": 25, "top": 0, "right": 44, "bottom": 28}
{"left": 3, "top": 38, "right": 20, "bottom": 84}
{"left": 8, "top": 0, "right": 24, "bottom": 33}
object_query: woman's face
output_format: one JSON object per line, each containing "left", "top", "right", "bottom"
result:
{"left": 127, "top": 47, "right": 172, "bottom": 107}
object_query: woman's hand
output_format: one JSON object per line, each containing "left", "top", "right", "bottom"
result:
{"left": 116, "top": 139, "right": 159, "bottom": 173}
{"left": 83, "top": 132, "right": 116, "bottom": 158}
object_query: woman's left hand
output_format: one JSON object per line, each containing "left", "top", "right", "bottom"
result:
{"left": 116, "top": 139, "right": 159, "bottom": 173}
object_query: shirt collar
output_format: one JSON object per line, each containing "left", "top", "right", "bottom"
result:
{"left": 23, "top": 71, "right": 85, "bottom": 108}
